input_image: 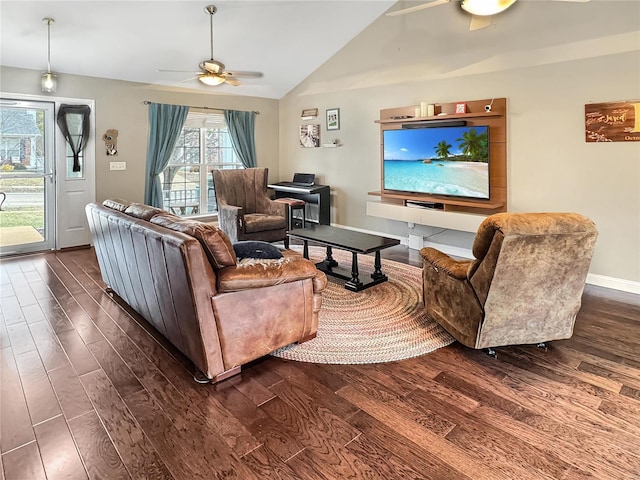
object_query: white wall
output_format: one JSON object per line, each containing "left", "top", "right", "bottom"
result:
{"left": 279, "top": 2, "right": 640, "bottom": 286}
{"left": 0, "top": 67, "right": 280, "bottom": 204}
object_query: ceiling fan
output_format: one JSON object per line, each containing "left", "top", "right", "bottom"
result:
{"left": 386, "top": 0, "right": 590, "bottom": 31}
{"left": 157, "top": 5, "right": 263, "bottom": 87}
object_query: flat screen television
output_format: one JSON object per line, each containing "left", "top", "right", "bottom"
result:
{"left": 383, "top": 125, "right": 490, "bottom": 200}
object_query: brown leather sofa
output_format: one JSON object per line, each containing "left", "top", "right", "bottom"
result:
{"left": 86, "top": 199, "right": 327, "bottom": 383}
{"left": 421, "top": 212, "right": 598, "bottom": 352}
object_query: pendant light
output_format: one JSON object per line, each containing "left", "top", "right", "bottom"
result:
{"left": 41, "top": 17, "right": 57, "bottom": 93}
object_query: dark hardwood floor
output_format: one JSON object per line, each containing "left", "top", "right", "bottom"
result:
{"left": 1, "top": 245, "right": 639, "bottom": 479}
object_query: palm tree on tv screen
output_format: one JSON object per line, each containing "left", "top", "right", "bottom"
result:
{"left": 456, "top": 128, "right": 488, "bottom": 161}
{"left": 434, "top": 140, "right": 452, "bottom": 159}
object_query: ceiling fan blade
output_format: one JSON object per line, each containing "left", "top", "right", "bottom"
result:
{"left": 179, "top": 76, "right": 200, "bottom": 83}
{"left": 225, "top": 70, "right": 263, "bottom": 78}
{"left": 157, "top": 69, "right": 201, "bottom": 74}
{"left": 469, "top": 15, "right": 492, "bottom": 31}
{"left": 386, "top": 0, "right": 450, "bottom": 16}
{"left": 224, "top": 78, "right": 241, "bottom": 86}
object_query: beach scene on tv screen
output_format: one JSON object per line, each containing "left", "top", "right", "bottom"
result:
{"left": 383, "top": 126, "right": 489, "bottom": 199}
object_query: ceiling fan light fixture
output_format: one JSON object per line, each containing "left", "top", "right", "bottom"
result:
{"left": 461, "top": 0, "right": 516, "bottom": 16}
{"left": 198, "top": 73, "right": 225, "bottom": 86}
{"left": 41, "top": 17, "right": 57, "bottom": 93}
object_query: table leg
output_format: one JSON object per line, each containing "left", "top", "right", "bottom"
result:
{"left": 303, "top": 240, "right": 309, "bottom": 259}
{"left": 372, "top": 251, "right": 384, "bottom": 280}
{"left": 346, "top": 252, "right": 363, "bottom": 290}
{"left": 324, "top": 246, "right": 338, "bottom": 267}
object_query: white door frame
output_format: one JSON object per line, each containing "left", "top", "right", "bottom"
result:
{"left": 0, "top": 92, "right": 96, "bottom": 251}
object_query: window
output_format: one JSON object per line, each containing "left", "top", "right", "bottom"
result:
{"left": 162, "top": 111, "right": 243, "bottom": 216}
{"left": 66, "top": 143, "right": 83, "bottom": 179}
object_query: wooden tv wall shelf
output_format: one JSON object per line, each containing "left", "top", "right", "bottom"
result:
{"left": 376, "top": 98, "right": 507, "bottom": 215}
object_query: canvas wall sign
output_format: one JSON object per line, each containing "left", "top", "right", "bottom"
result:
{"left": 585, "top": 101, "right": 640, "bottom": 142}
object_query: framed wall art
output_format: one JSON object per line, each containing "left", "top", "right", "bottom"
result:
{"left": 326, "top": 108, "right": 340, "bottom": 131}
{"left": 301, "top": 108, "right": 318, "bottom": 120}
{"left": 299, "top": 124, "right": 320, "bottom": 148}
{"left": 585, "top": 101, "right": 640, "bottom": 142}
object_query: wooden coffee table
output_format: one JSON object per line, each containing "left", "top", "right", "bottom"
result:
{"left": 287, "top": 225, "right": 400, "bottom": 292}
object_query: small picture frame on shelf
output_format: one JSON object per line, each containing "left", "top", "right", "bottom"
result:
{"left": 455, "top": 103, "right": 467, "bottom": 114}
{"left": 326, "top": 108, "right": 340, "bottom": 131}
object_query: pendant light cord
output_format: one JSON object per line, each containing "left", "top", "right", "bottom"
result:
{"left": 43, "top": 18, "right": 54, "bottom": 73}
{"left": 47, "top": 20, "right": 51, "bottom": 72}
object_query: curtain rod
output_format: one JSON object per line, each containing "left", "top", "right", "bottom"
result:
{"left": 142, "top": 100, "right": 259, "bottom": 115}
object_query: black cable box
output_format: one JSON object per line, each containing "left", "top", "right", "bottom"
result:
{"left": 406, "top": 201, "right": 444, "bottom": 210}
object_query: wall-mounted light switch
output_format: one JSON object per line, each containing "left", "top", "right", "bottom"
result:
{"left": 110, "top": 161, "right": 126, "bottom": 171}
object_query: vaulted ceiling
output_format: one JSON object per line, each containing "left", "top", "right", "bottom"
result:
{"left": 1, "top": 1, "right": 638, "bottom": 100}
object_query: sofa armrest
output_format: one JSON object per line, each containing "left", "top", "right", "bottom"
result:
{"left": 217, "top": 256, "right": 323, "bottom": 293}
{"left": 420, "top": 247, "right": 473, "bottom": 281}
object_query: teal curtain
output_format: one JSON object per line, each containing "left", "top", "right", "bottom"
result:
{"left": 224, "top": 110, "right": 256, "bottom": 168}
{"left": 144, "top": 103, "right": 189, "bottom": 207}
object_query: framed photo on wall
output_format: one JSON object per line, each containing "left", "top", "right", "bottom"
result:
{"left": 300, "top": 124, "right": 320, "bottom": 148}
{"left": 326, "top": 108, "right": 340, "bottom": 131}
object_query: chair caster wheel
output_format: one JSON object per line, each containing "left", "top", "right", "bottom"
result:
{"left": 193, "top": 371, "right": 211, "bottom": 384}
{"left": 483, "top": 347, "right": 497, "bottom": 358}
{"left": 536, "top": 342, "right": 548, "bottom": 351}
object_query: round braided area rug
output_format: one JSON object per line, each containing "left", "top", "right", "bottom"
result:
{"left": 271, "top": 246, "right": 454, "bottom": 364}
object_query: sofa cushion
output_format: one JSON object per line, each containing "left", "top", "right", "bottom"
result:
{"left": 233, "top": 241, "right": 283, "bottom": 260}
{"left": 244, "top": 213, "right": 287, "bottom": 233}
{"left": 103, "top": 198, "right": 131, "bottom": 212}
{"left": 151, "top": 215, "right": 237, "bottom": 270}
{"left": 125, "top": 203, "right": 166, "bottom": 221}
{"left": 217, "top": 255, "right": 320, "bottom": 292}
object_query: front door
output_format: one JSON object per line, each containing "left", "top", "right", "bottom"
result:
{"left": 55, "top": 102, "right": 95, "bottom": 249}
{"left": 0, "top": 99, "right": 56, "bottom": 255}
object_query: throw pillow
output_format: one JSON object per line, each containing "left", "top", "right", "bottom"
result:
{"left": 124, "top": 203, "right": 166, "bottom": 221}
{"left": 150, "top": 216, "right": 237, "bottom": 270}
{"left": 103, "top": 198, "right": 131, "bottom": 212}
{"left": 233, "top": 241, "right": 283, "bottom": 260}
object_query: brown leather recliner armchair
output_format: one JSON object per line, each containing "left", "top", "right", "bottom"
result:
{"left": 212, "top": 167, "right": 287, "bottom": 244}
{"left": 421, "top": 212, "right": 598, "bottom": 352}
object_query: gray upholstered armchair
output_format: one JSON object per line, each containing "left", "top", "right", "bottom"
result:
{"left": 212, "top": 167, "right": 287, "bottom": 244}
{"left": 421, "top": 212, "right": 598, "bottom": 353}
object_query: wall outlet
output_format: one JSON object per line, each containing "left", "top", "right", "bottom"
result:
{"left": 110, "top": 161, "right": 126, "bottom": 171}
